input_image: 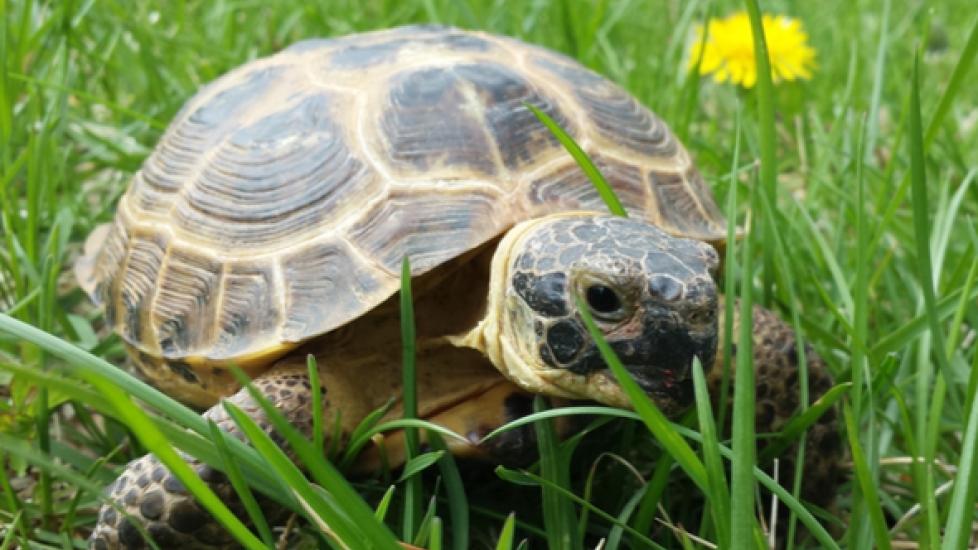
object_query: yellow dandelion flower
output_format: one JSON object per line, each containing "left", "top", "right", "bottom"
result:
{"left": 689, "top": 11, "right": 816, "bottom": 88}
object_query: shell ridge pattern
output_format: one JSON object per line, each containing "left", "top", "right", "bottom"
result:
{"left": 156, "top": 59, "right": 287, "bottom": 223}
{"left": 507, "top": 44, "right": 596, "bottom": 160}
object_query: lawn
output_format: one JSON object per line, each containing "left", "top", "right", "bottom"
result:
{"left": 1, "top": 0, "right": 977, "bottom": 548}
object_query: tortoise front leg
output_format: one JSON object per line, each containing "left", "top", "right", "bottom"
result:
{"left": 90, "top": 365, "right": 317, "bottom": 550}
{"left": 711, "top": 301, "right": 844, "bottom": 507}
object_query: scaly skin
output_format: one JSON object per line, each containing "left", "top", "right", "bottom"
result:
{"left": 90, "top": 304, "right": 842, "bottom": 549}
{"left": 90, "top": 366, "right": 313, "bottom": 549}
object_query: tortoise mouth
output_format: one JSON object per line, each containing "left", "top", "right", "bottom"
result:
{"left": 622, "top": 365, "right": 695, "bottom": 414}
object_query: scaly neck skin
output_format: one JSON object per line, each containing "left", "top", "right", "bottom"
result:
{"left": 449, "top": 217, "right": 583, "bottom": 399}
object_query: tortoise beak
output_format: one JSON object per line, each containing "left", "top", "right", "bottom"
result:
{"left": 612, "top": 307, "right": 717, "bottom": 415}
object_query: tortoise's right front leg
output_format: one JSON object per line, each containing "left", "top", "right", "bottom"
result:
{"left": 90, "top": 365, "right": 318, "bottom": 550}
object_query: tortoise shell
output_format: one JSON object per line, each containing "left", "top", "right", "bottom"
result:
{"left": 76, "top": 25, "right": 726, "bottom": 383}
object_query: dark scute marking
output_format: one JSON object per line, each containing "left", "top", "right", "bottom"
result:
{"left": 162, "top": 475, "right": 187, "bottom": 495}
{"left": 135, "top": 66, "right": 284, "bottom": 212}
{"left": 187, "top": 67, "right": 283, "bottom": 131}
{"left": 165, "top": 361, "right": 199, "bottom": 383}
{"left": 151, "top": 466, "right": 166, "bottom": 482}
{"left": 168, "top": 500, "right": 206, "bottom": 533}
{"left": 382, "top": 66, "right": 496, "bottom": 174}
{"left": 454, "top": 63, "right": 572, "bottom": 169}
{"left": 584, "top": 89, "right": 674, "bottom": 156}
{"left": 153, "top": 248, "right": 220, "bottom": 356}
{"left": 512, "top": 271, "right": 568, "bottom": 317}
{"left": 547, "top": 318, "right": 586, "bottom": 365}
{"left": 139, "top": 490, "right": 165, "bottom": 520}
{"left": 686, "top": 167, "right": 725, "bottom": 227}
{"left": 650, "top": 170, "right": 715, "bottom": 235}
{"left": 118, "top": 518, "right": 145, "bottom": 548}
{"left": 93, "top": 537, "right": 109, "bottom": 550}
{"left": 281, "top": 240, "right": 380, "bottom": 341}
{"left": 100, "top": 506, "right": 117, "bottom": 526}
{"left": 536, "top": 53, "right": 678, "bottom": 156}
{"left": 349, "top": 190, "right": 498, "bottom": 273}
{"left": 147, "top": 524, "right": 180, "bottom": 547}
{"left": 330, "top": 39, "right": 407, "bottom": 67}
{"left": 118, "top": 236, "right": 166, "bottom": 345}
{"left": 178, "top": 92, "right": 374, "bottom": 248}
{"left": 213, "top": 264, "right": 277, "bottom": 359}
{"left": 136, "top": 474, "right": 149, "bottom": 488}
{"left": 529, "top": 156, "right": 646, "bottom": 216}
{"left": 432, "top": 32, "right": 492, "bottom": 51}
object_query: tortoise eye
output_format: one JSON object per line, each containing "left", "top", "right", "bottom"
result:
{"left": 586, "top": 284, "right": 622, "bottom": 316}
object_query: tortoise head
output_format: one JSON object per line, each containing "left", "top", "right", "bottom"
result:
{"left": 475, "top": 213, "right": 720, "bottom": 414}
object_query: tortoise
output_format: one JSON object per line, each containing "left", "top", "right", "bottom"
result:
{"left": 76, "top": 25, "right": 841, "bottom": 549}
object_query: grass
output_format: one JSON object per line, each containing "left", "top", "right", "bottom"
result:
{"left": 2, "top": 0, "right": 978, "bottom": 548}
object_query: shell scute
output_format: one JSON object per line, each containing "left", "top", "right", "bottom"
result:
{"left": 117, "top": 235, "right": 167, "bottom": 347}
{"left": 281, "top": 240, "right": 384, "bottom": 342}
{"left": 349, "top": 188, "right": 502, "bottom": 274}
{"left": 649, "top": 168, "right": 723, "bottom": 237}
{"left": 175, "top": 91, "right": 374, "bottom": 249}
{"left": 211, "top": 264, "right": 279, "bottom": 358}
{"left": 382, "top": 66, "right": 498, "bottom": 175}
{"left": 528, "top": 156, "right": 648, "bottom": 217}
{"left": 152, "top": 249, "right": 222, "bottom": 357}
{"left": 453, "top": 63, "right": 571, "bottom": 170}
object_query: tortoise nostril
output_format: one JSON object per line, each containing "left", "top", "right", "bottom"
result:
{"left": 649, "top": 275, "right": 683, "bottom": 301}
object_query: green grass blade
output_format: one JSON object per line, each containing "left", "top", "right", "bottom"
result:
{"left": 400, "top": 256, "right": 422, "bottom": 541}
{"left": 730, "top": 191, "right": 755, "bottom": 548}
{"left": 691, "top": 357, "right": 730, "bottom": 548}
{"left": 428, "top": 516, "right": 443, "bottom": 550}
{"left": 908, "top": 52, "right": 952, "bottom": 381}
{"left": 396, "top": 451, "right": 445, "bottom": 483}
{"left": 495, "top": 512, "right": 516, "bottom": 550}
{"left": 308, "top": 354, "right": 325, "bottom": 458}
{"left": 743, "top": 0, "right": 777, "bottom": 307}
{"left": 427, "top": 432, "right": 469, "bottom": 550}
{"left": 207, "top": 421, "right": 275, "bottom": 547}
{"left": 604, "top": 483, "right": 652, "bottom": 550}
{"left": 942, "top": 367, "right": 978, "bottom": 550}
{"left": 526, "top": 102, "right": 627, "bottom": 217}
{"left": 532, "top": 396, "right": 579, "bottom": 550}
{"left": 843, "top": 403, "right": 892, "bottom": 550}
{"left": 375, "top": 485, "right": 396, "bottom": 521}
